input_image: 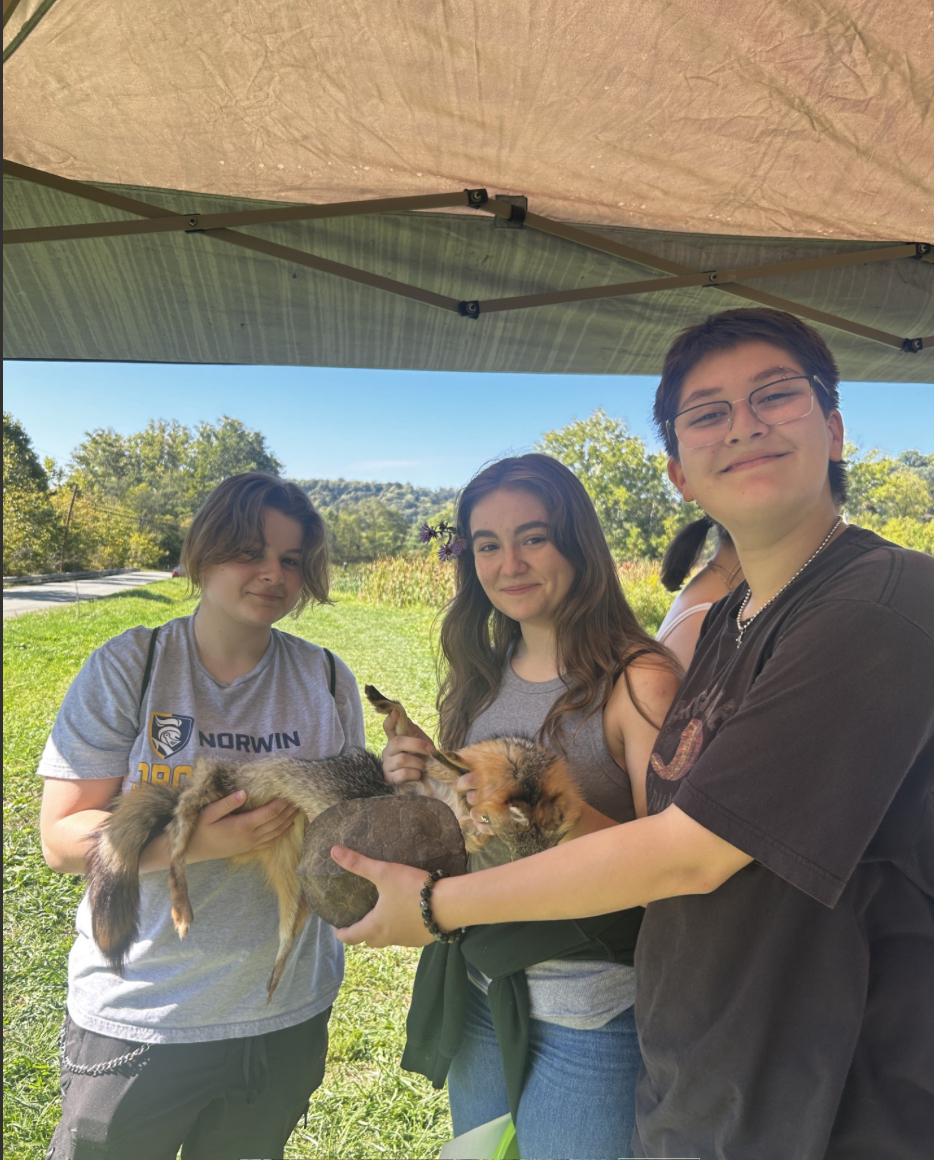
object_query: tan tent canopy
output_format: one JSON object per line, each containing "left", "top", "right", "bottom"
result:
{"left": 4, "top": 0, "right": 933, "bottom": 378}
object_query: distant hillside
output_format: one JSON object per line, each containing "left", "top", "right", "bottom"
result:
{"left": 292, "top": 478, "right": 458, "bottom": 525}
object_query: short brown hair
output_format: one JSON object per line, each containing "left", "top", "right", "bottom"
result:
{"left": 182, "top": 473, "right": 330, "bottom": 615}
{"left": 652, "top": 308, "right": 847, "bottom": 504}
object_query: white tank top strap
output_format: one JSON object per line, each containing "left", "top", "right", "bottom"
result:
{"left": 657, "top": 601, "right": 714, "bottom": 643}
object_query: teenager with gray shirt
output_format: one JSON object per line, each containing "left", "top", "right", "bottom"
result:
{"left": 39, "top": 473, "right": 364, "bottom": 1160}
{"left": 381, "top": 454, "right": 680, "bottom": 1160}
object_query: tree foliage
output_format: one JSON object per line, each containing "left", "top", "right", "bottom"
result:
{"left": 3, "top": 412, "right": 60, "bottom": 575}
{"left": 6, "top": 411, "right": 931, "bottom": 578}
{"left": 844, "top": 445, "right": 933, "bottom": 553}
{"left": 537, "top": 408, "right": 696, "bottom": 558}
{"left": 3, "top": 415, "right": 283, "bottom": 574}
{"left": 323, "top": 499, "right": 409, "bottom": 563}
{"left": 188, "top": 417, "right": 283, "bottom": 508}
{"left": 295, "top": 478, "right": 457, "bottom": 525}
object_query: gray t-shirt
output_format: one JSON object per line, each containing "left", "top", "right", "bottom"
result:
{"left": 37, "top": 615, "right": 365, "bottom": 1044}
{"left": 466, "top": 662, "right": 638, "bottom": 1029}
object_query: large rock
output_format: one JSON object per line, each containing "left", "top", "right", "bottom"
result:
{"left": 297, "top": 795, "right": 468, "bottom": 927}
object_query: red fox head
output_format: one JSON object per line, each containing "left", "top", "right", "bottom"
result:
{"left": 430, "top": 736, "right": 583, "bottom": 859}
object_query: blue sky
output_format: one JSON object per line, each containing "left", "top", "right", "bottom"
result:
{"left": 4, "top": 361, "right": 932, "bottom": 490}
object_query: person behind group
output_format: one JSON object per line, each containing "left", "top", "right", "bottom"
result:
{"left": 656, "top": 516, "right": 744, "bottom": 668}
{"left": 39, "top": 472, "right": 365, "bottom": 1160}
{"left": 333, "top": 309, "right": 934, "bottom": 1160}
{"left": 381, "top": 453, "right": 681, "bottom": 1160}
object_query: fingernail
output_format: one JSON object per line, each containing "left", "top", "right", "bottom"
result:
{"left": 235, "top": 790, "right": 246, "bottom": 801}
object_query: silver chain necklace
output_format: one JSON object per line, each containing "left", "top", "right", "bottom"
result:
{"left": 735, "top": 516, "right": 843, "bottom": 648}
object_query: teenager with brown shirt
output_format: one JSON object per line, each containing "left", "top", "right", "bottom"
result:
{"left": 334, "top": 309, "right": 934, "bottom": 1160}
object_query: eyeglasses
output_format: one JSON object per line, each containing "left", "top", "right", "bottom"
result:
{"left": 669, "top": 375, "right": 823, "bottom": 449}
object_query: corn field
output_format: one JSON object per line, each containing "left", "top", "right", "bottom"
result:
{"left": 331, "top": 555, "right": 675, "bottom": 633}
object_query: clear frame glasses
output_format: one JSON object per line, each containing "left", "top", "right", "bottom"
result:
{"left": 670, "top": 375, "right": 822, "bottom": 449}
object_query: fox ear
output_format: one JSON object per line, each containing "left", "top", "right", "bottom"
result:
{"left": 432, "top": 749, "right": 471, "bottom": 776}
{"left": 507, "top": 803, "right": 531, "bottom": 829}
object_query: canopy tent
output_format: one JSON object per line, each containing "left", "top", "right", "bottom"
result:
{"left": 4, "top": 0, "right": 933, "bottom": 379}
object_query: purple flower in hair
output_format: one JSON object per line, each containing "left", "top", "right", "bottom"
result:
{"left": 423, "top": 520, "right": 465, "bottom": 562}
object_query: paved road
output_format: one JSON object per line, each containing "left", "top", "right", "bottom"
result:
{"left": 3, "top": 572, "right": 173, "bottom": 619}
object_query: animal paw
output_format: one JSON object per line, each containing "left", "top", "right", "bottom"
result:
{"left": 171, "top": 900, "right": 193, "bottom": 939}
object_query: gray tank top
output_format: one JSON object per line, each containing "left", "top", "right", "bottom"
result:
{"left": 465, "top": 660, "right": 637, "bottom": 1027}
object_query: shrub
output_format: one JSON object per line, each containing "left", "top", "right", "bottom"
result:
{"left": 617, "top": 559, "right": 676, "bottom": 635}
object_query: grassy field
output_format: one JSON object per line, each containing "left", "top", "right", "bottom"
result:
{"left": 3, "top": 581, "right": 451, "bottom": 1160}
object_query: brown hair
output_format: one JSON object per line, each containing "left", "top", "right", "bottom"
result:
{"left": 181, "top": 472, "right": 330, "bottom": 615}
{"left": 652, "top": 307, "right": 847, "bottom": 504}
{"left": 437, "top": 454, "right": 675, "bottom": 751}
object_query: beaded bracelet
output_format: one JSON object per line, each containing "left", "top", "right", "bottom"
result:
{"left": 419, "top": 869, "right": 465, "bottom": 944}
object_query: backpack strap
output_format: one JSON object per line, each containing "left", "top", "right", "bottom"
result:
{"left": 323, "top": 647, "right": 337, "bottom": 698}
{"left": 138, "top": 626, "right": 161, "bottom": 726}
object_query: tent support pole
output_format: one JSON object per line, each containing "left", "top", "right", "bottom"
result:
{"left": 2, "top": 196, "right": 482, "bottom": 248}
{"left": 3, "top": 161, "right": 928, "bottom": 345}
{"left": 3, "top": 0, "right": 25, "bottom": 29}
{"left": 474, "top": 243, "right": 919, "bottom": 312}
{"left": 473, "top": 202, "right": 929, "bottom": 347}
{"left": 2, "top": 160, "right": 463, "bottom": 312}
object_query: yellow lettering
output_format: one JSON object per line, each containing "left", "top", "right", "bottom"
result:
{"left": 133, "top": 762, "right": 190, "bottom": 790}
{"left": 151, "top": 764, "right": 172, "bottom": 786}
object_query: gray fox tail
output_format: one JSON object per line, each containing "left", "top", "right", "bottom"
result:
{"left": 85, "top": 784, "right": 181, "bottom": 973}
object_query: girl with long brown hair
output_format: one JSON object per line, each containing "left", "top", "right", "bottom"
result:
{"left": 381, "top": 453, "right": 681, "bottom": 1160}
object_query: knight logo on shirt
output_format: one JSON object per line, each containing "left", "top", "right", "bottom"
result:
{"left": 149, "top": 712, "right": 195, "bottom": 758}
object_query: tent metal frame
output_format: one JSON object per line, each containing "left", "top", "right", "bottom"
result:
{"left": 4, "top": 159, "right": 931, "bottom": 352}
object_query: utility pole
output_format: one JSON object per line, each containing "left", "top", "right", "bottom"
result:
{"left": 59, "top": 484, "right": 79, "bottom": 572}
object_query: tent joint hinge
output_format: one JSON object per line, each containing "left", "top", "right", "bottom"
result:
{"left": 464, "top": 188, "right": 489, "bottom": 208}
{"left": 901, "top": 337, "right": 924, "bottom": 353}
{"left": 458, "top": 300, "right": 481, "bottom": 318}
{"left": 704, "top": 270, "right": 721, "bottom": 284}
{"left": 185, "top": 215, "right": 205, "bottom": 234}
{"left": 493, "top": 194, "right": 528, "bottom": 228}
{"left": 910, "top": 242, "right": 931, "bottom": 259}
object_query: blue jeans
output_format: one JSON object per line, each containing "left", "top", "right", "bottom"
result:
{"left": 447, "top": 982, "right": 641, "bottom": 1160}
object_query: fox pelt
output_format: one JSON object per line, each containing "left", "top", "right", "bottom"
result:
{"left": 362, "top": 684, "right": 583, "bottom": 859}
{"left": 86, "top": 685, "right": 583, "bottom": 1001}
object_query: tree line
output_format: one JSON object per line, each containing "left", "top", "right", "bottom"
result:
{"left": 4, "top": 409, "right": 932, "bottom": 577}
{"left": 3, "top": 414, "right": 283, "bottom": 575}
{"left": 294, "top": 478, "right": 458, "bottom": 523}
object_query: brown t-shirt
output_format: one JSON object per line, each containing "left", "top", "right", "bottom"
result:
{"left": 634, "top": 526, "right": 934, "bottom": 1160}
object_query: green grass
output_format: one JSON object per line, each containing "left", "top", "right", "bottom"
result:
{"left": 3, "top": 581, "right": 451, "bottom": 1160}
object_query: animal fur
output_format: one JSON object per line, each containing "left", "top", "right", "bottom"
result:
{"left": 86, "top": 688, "right": 583, "bottom": 1000}
{"left": 364, "top": 684, "right": 584, "bottom": 859}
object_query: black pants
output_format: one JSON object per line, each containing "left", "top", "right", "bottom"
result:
{"left": 46, "top": 1007, "right": 331, "bottom": 1160}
